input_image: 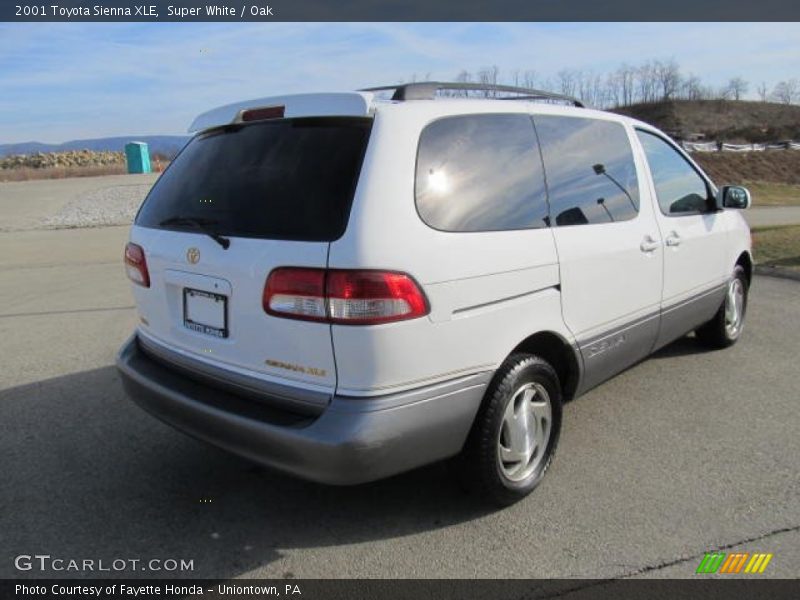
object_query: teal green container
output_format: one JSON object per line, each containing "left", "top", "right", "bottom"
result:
{"left": 124, "top": 142, "right": 152, "bottom": 174}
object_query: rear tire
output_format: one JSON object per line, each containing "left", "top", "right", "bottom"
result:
{"left": 696, "top": 265, "right": 749, "bottom": 349}
{"left": 456, "top": 353, "right": 562, "bottom": 507}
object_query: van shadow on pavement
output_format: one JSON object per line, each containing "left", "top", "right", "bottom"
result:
{"left": 0, "top": 366, "right": 491, "bottom": 579}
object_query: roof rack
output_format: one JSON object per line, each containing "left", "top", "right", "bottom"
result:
{"left": 360, "top": 81, "right": 585, "bottom": 107}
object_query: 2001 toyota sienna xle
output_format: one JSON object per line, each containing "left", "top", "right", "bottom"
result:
{"left": 117, "top": 82, "right": 753, "bottom": 505}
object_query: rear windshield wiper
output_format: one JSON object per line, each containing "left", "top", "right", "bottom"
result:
{"left": 158, "top": 216, "right": 231, "bottom": 249}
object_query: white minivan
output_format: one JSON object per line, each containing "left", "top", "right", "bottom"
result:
{"left": 117, "top": 83, "right": 753, "bottom": 505}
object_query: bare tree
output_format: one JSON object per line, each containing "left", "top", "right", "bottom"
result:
{"left": 772, "top": 79, "right": 799, "bottom": 104}
{"left": 538, "top": 75, "right": 556, "bottom": 95}
{"left": 681, "top": 74, "right": 704, "bottom": 100}
{"left": 757, "top": 81, "right": 768, "bottom": 102}
{"left": 605, "top": 72, "right": 622, "bottom": 107}
{"left": 521, "top": 70, "right": 537, "bottom": 90}
{"left": 557, "top": 69, "right": 578, "bottom": 98}
{"left": 654, "top": 59, "right": 681, "bottom": 101}
{"left": 636, "top": 61, "right": 657, "bottom": 103}
{"left": 450, "top": 69, "right": 473, "bottom": 97}
{"left": 455, "top": 69, "right": 472, "bottom": 83}
{"left": 577, "top": 71, "right": 593, "bottom": 104}
{"left": 446, "top": 59, "right": 791, "bottom": 108}
{"left": 723, "top": 77, "right": 749, "bottom": 100}
{"left": 476, "top": 65, "right": 500, "bottom": 97}
{"left": 616, "top": 64, "right": 636, "bottom": 106}
{"left": 579, "top": 72, "right": 605, "bottom": 107}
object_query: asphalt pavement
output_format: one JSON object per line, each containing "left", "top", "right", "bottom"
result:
{"left": 0, "top": 223, "right": 798, "bottom": 579}
{"left": 746, "top": 206, "right": 800, "bottom": 228}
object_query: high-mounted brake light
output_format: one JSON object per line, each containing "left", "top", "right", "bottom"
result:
{"left": 263, "top": 268, "right": 429, "bottom": 325}
{"left": 241, "top": 105, "right": 285, "bottom": 122}
{"left": 124, "top": 242, "right": 150, "bottom": 287}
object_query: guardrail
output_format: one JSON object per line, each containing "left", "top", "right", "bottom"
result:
{"left": 682, "top": 141, "right": 800, "bottom": 153}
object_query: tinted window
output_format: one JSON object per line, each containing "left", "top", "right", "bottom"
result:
{"left": 636, "top": 130, "right": 711, "bottom": 215}
{"left": 535, "top": 116, "right": 639, "bottom": 226}
{"left": 136, "top": 117, "right": 371, "bottom": 241}
{"left": 415, "top": 114, "right": 548, "bottom": 232}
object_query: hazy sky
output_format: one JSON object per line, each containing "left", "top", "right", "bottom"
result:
{"left": 1, "top": 22, "right": 798, "bottom": 143}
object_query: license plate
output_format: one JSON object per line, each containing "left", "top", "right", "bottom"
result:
{"left": 183, "top": 288, "right": 228, "bottom": 338}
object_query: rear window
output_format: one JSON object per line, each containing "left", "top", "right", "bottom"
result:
{"left": 135, "top": 117, "right": 372, "bottom": 241}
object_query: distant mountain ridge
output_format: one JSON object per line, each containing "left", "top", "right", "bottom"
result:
{"left": 0, "top": 135, "right": 190, "bottom": 158}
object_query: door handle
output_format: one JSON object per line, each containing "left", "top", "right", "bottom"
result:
{"left": 640, "top": 236, "right": 660, "bottom": 253}
{"left": 665, "top": 233, "right": 682, "bottom": 247}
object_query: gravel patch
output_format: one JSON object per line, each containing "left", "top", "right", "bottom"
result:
{"left": 42, "top": 183, "right": 151, "bottom": 229}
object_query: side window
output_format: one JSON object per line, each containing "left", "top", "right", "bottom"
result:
{"left": 636, "top": 129, "right": 711, "bottom": 216}
{"left": 415, "top": 114, "right": 548, "bottom": 232}
{"left": 534, "top": 116, "right": 639, "bottom": 227}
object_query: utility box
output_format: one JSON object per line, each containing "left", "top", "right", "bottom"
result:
{"left": 124, "top": 142, "right": 152, "bottom": 174}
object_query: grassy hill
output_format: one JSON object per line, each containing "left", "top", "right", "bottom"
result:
{"left": 614, "top": 100, "right": 800, "bottom": 143}
{"left": 692, "top": 151, "right": 800, "bottom": 187}
{"left": 614, "top": 100, "right": 800, "bottom": 203}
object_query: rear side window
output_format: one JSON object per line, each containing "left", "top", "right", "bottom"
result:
{"left": 415, "top": 114, "right": 549, "bottom": 232}
{"left": 135, "top": 117, "right": 372, "bottom": 242}
{"left": 534, "top": 116, "right": 639, "bottom": 227}
{"left": 635, "top": 129, "right": 712, "bottom": 216}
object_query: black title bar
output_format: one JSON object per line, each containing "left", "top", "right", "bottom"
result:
{"left": 4, "top": 579, "right": 800, "bottom": 600}
{"left": 3, "top": 0, "right": 800, "bottom": 22}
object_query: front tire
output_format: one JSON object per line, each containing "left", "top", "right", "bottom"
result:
{"left": 456, "top": 353, "right": 562, "bottom": 507}
{"left": 696, "top": 265, "right": 749, "bottom": 349}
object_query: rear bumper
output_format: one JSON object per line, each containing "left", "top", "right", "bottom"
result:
{"left": 116, "top": 335, "right": 489, "bottom": 485}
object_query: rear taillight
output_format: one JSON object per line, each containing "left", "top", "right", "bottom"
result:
{"left": 263, "top": 268, "right": 327, "bottom": 321}
{"left": 327, "top": 270, "right": 428, "bottom": 324}
{"left": 124, "top": 242, "right": 150, "bottom": 287}
{"left": 263, "top": 268, "right": 429, "bottom": 325}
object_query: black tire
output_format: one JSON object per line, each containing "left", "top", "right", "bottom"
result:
{"left": 696, "top": 265, "right": 749, "bottom": 349}
{"left": 455, "top": 353, "right": 562, "bottom": 507}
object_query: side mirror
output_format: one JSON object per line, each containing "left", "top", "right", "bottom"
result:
{"left": 718, "top": 185, "right": 752, "bottom": 210}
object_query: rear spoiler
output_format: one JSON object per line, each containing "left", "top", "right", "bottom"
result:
{"left": 188, "top": 92, "right": 374, "bottom": 133}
